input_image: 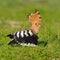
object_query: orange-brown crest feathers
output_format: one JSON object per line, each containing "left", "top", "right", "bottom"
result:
{"left": 29, "top": 11, "right": 42, "bottom": 24}
{"left": 29, "top": 10, "right": 42, "bottom": 34}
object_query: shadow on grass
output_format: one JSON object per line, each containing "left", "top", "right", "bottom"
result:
{"left": 8, "top": 41, "right": 48, "bottom": 47}
{"left": 7, "top": 40, "right": 48, "bottom": 47}
{"left": 38, "top": 41, "right": 48, "bottom": 47}
{"left": 8, "top": 44, "right": 22, "bottom": 47}
{"left": 0, "top": 43, "right": 4, "bottom": 46}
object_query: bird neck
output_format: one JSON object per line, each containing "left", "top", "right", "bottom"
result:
{"left": 30, "top": 24, "right": 40, "bottom": 35}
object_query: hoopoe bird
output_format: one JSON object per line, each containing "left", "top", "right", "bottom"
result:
{"left": 7, "top": 10, "right": 42, "bottom": 46}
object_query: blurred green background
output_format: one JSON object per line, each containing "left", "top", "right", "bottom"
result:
{"left": 0, "top": 0, "right": 60, "bottom": 60}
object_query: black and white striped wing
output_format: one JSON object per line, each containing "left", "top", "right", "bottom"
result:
{"left": 14, "top": 30, "right": 33, "bottom": 39}
{"left": 8, "top": 30, "right": 38, "bottom": 46}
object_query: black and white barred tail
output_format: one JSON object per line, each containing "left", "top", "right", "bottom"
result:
{"left": 7, "top": 30, "right": 38, "bottom": 46}
{"left": 7, "top": 34, "right": 14, "bottom": 39}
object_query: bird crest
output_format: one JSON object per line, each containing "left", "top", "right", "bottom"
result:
{"left": 29, "top": 10, "right": 42, "bottom": 34}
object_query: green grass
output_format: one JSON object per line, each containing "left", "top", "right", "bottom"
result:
{"left": 0, "top": 0, "right": 60, "bottom": 60}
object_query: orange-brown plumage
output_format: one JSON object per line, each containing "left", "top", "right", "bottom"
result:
{"left": 29, "top": 11, "right": 42, "bottom": 34}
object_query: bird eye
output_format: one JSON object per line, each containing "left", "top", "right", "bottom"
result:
{"left": 35, "top": 23, "right": 37, "bottom": 25}
{"left": 39, "top": 16, "right": 42, "bottom": 19}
